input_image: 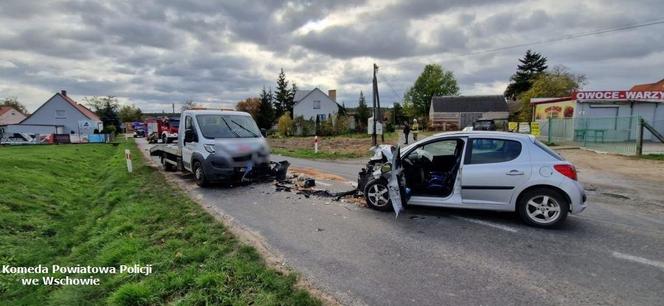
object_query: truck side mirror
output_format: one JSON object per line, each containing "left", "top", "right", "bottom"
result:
{"left": 260, "top": 128, "right": 267, "bottom": 137}
{"left": 184, "top": 129, "right": 195, "bottom": 143}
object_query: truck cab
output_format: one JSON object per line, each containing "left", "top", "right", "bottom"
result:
{"left": 151, "top": 110, "right": 271, "bottom": 186}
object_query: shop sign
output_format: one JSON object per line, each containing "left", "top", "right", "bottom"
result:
{"left": 574, "top": 91, "right": 664, "bottom": 101}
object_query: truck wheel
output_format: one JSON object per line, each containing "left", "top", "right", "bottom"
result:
{"left": 517, "top": 188, "right": 569, "bottom": 228}
{"left": 161, "top": 134, "right": 167, "bottom": 144}
{"left": 193, "top": 161, "right": 209, "bottom": 187}
{"left": 161, "top": 154, "right": 175, "bottom": 171}
{"left": 364, "top": 179, "right": 392, "bottom": 211}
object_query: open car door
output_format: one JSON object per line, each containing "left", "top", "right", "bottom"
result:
{"left": 387, "top": 146, "right": 404, "bottom": 217}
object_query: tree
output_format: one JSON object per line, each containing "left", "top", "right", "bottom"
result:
{"left": 403, "top": 64, "right": 459, "bottom": 121}
{"left": 504, "top": 50, "right": 548, "bottom": 100}
{"left": 1, "top": 97, "right": 28, "bottom": 114}
{"left": 181, "top": 99, "right": 196, "bottom": 111}
{"left": 85, "top": 96, "right": 121, "bottom": 134}
{"left": 256, "top": 87, "right": 275, "bottom": 130}
{"left": 235, "top": 97, "right": 261, "bottom": 120}
{"left": 286, "top": 82, "right": 297, "bottom": 116}
{"left": 356, "top": 91, "right": 370, "bottom": 130}
{"left": 517, "top": 65, "right": 586, "bottom": 121}
{"left": 118, "top": 105, "right": 143, "bottom": 122}
{"left": 276, "top": 112, "right": 293, "bottom": 136}
{"left": 392, "top": 102, "right": 404, "bottom": 125}
{"left": 274, "top": 69, "right": 290, "bottom": 119}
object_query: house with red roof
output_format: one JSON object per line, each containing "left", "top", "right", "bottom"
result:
{"left": 4, "top": 90, "right": 103, "bottom": 137}
{"left": 0, "top": 106, "right": 27, "bottom": 125}
{"left": 630, "top": 79, "right": 664, "bottom": 91}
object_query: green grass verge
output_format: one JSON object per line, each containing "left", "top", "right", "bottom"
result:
{"left": 271, "top": 147, "right": 367, "bottom": 160}
{"left": 641, "top": 154, "right": 664, "bottom": 160}
{"left": 0, "top": 142, "right": 320, "bottom": 305}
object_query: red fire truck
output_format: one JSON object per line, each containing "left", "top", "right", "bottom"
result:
{"left": 146, "top": 117, "right": 180, "bottom": 143}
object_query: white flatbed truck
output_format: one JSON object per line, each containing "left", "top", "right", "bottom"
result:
{"left": 149, "top": 110, "right": 275, "bottom": 186}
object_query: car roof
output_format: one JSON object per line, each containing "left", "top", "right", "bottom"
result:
{"left": 431, "top": 130, "right": 535, "bottom": 141}
{"left": 183, "top": 110, "right": 251, "bottom": 116}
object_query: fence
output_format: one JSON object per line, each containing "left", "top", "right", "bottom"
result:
{"left": 0, "top": 133, "right": 114, "bottom": 145}
{"left": 537, "top": 116, "right": 664, "bottom": 155}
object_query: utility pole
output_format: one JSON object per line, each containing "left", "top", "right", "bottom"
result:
{"left": 371, "top": 63, "right": 382, "bottom": 146}
{"left": 172, "top": 103, "right": 175, "bottom": 114}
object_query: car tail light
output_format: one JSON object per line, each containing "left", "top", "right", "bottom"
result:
{"left": 554, "top": 164, "right": 577, "bottom": 181}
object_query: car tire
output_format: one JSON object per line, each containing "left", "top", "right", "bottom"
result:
{"left": 161, "top": 154, "right": 175, "bottom": 171}
{"left": 161, "top": 134, "right": 168, "bottom": 144}
{"left": 192, "top": 161, "right": 209, "bottom": 187}
{"left": 517, "top": 188, "right": 569, "bottom": 228}
{"left": 364, "top": 179, "right": 392, "bottom": 211}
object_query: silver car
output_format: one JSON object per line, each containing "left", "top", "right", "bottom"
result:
{"left": 357, "top": 131, "right": 587, "bottom": 228}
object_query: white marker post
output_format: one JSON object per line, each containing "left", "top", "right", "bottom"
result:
{"left": 314, "top": 136, "right": 319, "bottom": 153}
{"left": 125, "top": 149, "right": 133, "bottom": 173}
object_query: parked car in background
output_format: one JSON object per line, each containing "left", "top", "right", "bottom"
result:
{"left": 357, "top": 131, "right": 586, "bottom": 228}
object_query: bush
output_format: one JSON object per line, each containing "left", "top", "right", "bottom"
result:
{"left": 102, "top": 125, "right": 117, "bottom": 135}
{"left": 293, "top": 116, "right": 316, "bottom": 136}
{"left": 334, "top": 114, "right": 352, "bottom": 135}
{"left": 277, "top": 112, "right": 294, "bottom": 136}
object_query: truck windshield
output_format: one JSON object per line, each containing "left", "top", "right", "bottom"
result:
{"left": 196, "top": 114, "right": 261, "bottom": 139}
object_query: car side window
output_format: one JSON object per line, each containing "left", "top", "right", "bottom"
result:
{"left": 467, "top": 138, "right": 521, "bottom": 164}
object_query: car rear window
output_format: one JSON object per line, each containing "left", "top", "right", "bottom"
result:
{"left": 534, "top": 139, "right": 564, "bottom": 161}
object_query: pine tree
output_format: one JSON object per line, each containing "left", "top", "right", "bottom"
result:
{"left": 356, "top": 91, "right": 370, "bottom": 129}
{"left": 256, "top": 87, "right": 275, "bottom": 130}
{"left": 286, "top": 82, "right": 297, "bottom": 117}
{"left": 274, "top": 68, "right": 290, "bottom": 119}
{"left": 504, "top": 50, "right": 548, "bottom": 100}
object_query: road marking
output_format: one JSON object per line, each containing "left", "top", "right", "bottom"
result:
{"left": 612, "top": 252, "right": 664, "bottom": 270}
{"left": 453, "top": 216, "right": 518, "bottom": 233}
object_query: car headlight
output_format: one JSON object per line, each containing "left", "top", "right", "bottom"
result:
{"left": 380, "top": 163, "right": 392, "bottom": 173}
{"left": 204, "top": 144, "right": 215, "bottom": 154}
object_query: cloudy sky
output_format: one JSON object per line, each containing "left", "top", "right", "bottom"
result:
{"left": 1, "top": 0, "right": 663, "bottom": 112}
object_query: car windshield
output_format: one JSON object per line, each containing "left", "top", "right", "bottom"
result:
{"left": 196, "top": 114, "right": 261, "bottom": 139}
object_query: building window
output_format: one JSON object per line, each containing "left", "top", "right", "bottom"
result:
{"left": 317, "top": 114, "right": 326, "bottom": 121}
{"left": 313, "top": 100, "right": 321, "bottom": 109}
{"left": 56, "top": 110, "right": 66, "bottom": 119}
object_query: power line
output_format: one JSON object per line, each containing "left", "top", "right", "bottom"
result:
{"left": 464, "top": 18, "right": 664, "bottom": 56}
{"left": 379, "top": 74, "right": 405, "bottom": 103}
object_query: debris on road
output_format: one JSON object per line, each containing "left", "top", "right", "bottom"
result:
{"left": 273, "top": 172, "right": 365, "bottom": 206}
{"left": 288, "top": 166, "right": 346, "bottom": 181}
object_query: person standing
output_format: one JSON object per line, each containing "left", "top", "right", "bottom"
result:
{"left": 403, "top": 121, "right": 411, "bottom": 145}
{"left": 412, "top": 119, "right": 420, "bottom": 141}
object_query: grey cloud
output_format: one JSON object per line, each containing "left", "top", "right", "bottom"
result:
{"left": 2, "top": 0, "right": 664, "bottom": 112}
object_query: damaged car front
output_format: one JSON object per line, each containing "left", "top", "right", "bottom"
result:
{"left": 357, "top": 145, "right": 406, "bottom": 216}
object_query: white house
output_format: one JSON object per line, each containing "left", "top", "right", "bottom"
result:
{"left": 5, "top": 90, "right": 102, "bottom": 136}
{"left": 293, "top": 88, "right": 340, "bottom": 121}
{"left": 0, "top": 106, "right": 26, "bottom": 125}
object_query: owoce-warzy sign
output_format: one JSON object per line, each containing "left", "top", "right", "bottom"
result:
{"left": 573, "top": 91, "right": 664, "bottom": 101}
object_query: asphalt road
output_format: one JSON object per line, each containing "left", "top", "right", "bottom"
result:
{"left": 137, "top": 139, "right": 664, "bottom": 306}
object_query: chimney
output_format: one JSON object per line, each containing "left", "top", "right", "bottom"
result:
{"left": 328, "top": 89, "right": 336, "bottom": 102}
{"left": 61, "top": 90, "right": 67, "bottom": 96}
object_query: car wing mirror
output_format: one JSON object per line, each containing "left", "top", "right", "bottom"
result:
{"left": 184, "top": 129, "right": 195, "bottom": 143}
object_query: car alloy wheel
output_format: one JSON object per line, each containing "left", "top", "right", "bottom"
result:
{"left": 525, "top": 195, "right": 561, "bottom": 224}
{"left": 367, "top": 183, "right": 390, "bottom": 207}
